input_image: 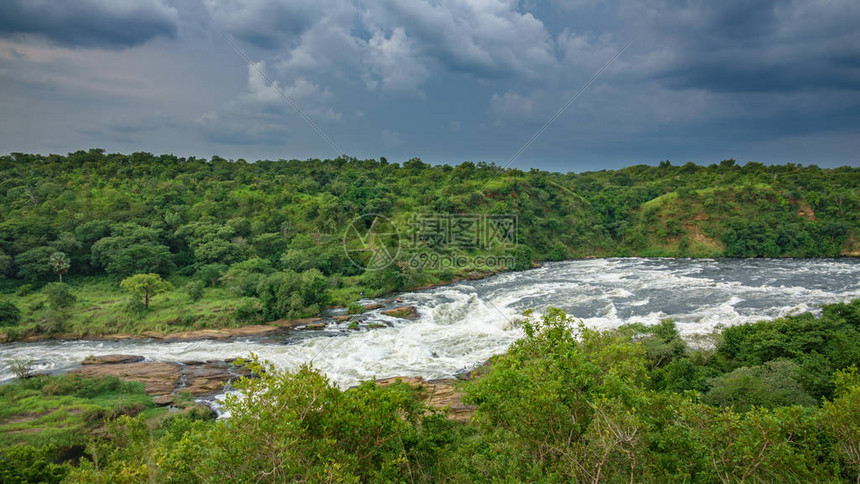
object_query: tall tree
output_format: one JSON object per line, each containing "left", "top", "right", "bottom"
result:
{"left": 49, "top": 251, "right": 70, "bottom": 282}
{"left": 119, "top": 273, "right": 173, "bottom": 309}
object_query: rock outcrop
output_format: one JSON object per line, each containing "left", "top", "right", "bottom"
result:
{"left": 381, "top": 305, "right": 418, "bottom": 319}
{"left": 376, "top": 376, "right": 475, "bottom": 423}
{"left": 70, "top": 356, "right": 248, "bottom": 406}
{"left": 82, "top": 354, "right": 145, "bottom": 365}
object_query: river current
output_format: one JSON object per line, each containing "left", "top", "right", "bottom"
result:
{"left": 1, "top": 258, "right": 858, "bottom": 388}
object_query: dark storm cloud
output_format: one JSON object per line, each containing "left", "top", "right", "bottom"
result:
{"left": 0, "top": 0, "right": 180, "bottom": 48}
{"left": 0, "top": 0, "right": 857, "bottom": 169}
{"left": 630, "top": 0, "right": 860, "bottom": 92}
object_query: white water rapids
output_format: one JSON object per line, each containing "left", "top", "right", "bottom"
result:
{"left": 1, "top": 258, "right": 858, "bottom": 389}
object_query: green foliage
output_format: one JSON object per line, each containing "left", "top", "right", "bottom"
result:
{"left": 0, "top": 300, "right": 21, "bottom": 326}
{"left": 220, "top": 257, "right": 273, "bottom": 296}
{"left": 346, "top": 301, "right": 365, "bottom": 314}
{"left": 14, "top": 246, "right": 54, "bottom": 282}
{"left": 0, "top": 373, "right": 155, "bottom": 450}
{"left": 703, "top": 359, "right": 817, "bottom": 411}
{"left": 90, "top": 224, "right": 174, "bottom": 276}
{"left": 185, "top": 279, "right": 205, "bottom": 301}
{"left": 717, "top": 299, "right": 860, "bottom": 399}
{"left": 0, "top": 444, "right": 69, "bottom": 484}
{"left": 119, "top": 273, "right": 173, "bottom": 308}
{"left": 510, "top": 244, "right": 533, "bottom": 271}
{"left": 5, "top": 356, "right": 33, "bottom": 379}
{"left": 44, "top": 300, "right": 860, "bottom": 483}
{"left": 195, "top": 263, "right": 227, "bottom": 287}
{"left": 234, "top": 297, "right": 262, "bottom": 323}
{"left": 43, "top": 282, "right": 76, "bottom": 310}
{"left": 463, "top": 308, "right": 650, "bottom": 480}
{"left": 257, "top": 269, "right": 328, "bottom": 320}
{"left": 618, "top": 319, "right": 686, "bottom": 368}
{"left": 71, "top": 356, "right": 454, "bottom": 482}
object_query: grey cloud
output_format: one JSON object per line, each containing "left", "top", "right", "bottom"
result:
{"left": 626, "top": 0, "right": 860, "bottom": 92}
{"left": 368, "top": 0, "right": 558, "bottom": 79}
{"left": 0, "top": 0, "right": 180, "bottom": 48}
{"left": 202, "top": 0, "right": 348, "bottom": 49}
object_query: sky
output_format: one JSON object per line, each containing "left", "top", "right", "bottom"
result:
{"left": 0, "top": 0, "right": 858, "bottom": 172}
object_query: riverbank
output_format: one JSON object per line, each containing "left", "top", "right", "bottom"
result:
{"left": 0, "top": 266, "right": 502, "bottom": 344}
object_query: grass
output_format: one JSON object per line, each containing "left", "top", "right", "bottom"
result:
{"left": 0, "top": 274, "right": 246, "bottom": 340}
{"left": 0, "top": 374, "right": 164, "bottom": 449}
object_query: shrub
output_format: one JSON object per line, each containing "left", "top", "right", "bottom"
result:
{"left": 6, "top": 355, "right": 34, "bottom": 379}
{"left": 123, "top": 297, "right": 149, "bottom": 315}
{"left": 347, "top": 301, "right": 365, "bottom": 314}
{"left": 235, "top": 297, "right": 262, "bottom": 323}
{"left": 510, "top": 245, "right": 533, "bottom": 271}
{"left": 0, "top": 300, "right": 21, "bottom": 326}
{"left": 43, "top": 282, "right": 76, "bottom": 309}
{"left": 195, "top": 263, "right": 228, "bottom": 287}
{"left": 0, "top": 444, "right": 70, "bottom": 483}
{"left": 185, "top": 280, "right": 205, "bottom": 302}
{"left": 15, "top": 284, "right": 34, "bottom": 296}
{"left": 703, "top": 359, "right": 817, "bottom": 411}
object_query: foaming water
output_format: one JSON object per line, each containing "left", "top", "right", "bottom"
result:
{"left": 1, "top": 258, "right": 858, "bottom": 388}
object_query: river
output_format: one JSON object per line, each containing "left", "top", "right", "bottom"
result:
{"left": 1, "top": 258, "right": 858, "bottom": 389}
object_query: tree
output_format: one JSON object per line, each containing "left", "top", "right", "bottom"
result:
{"left": 44, "top": 282, "right": 76, "bottom": 309}
{"left": 49, "top": 251, "right": 70, "bottom": 282}
{"left": 510, "top": 244, "right": 533, "bottom": 271}
{"left": 120, "top": 273, "right": 173, "bottom": 309}
{"left": 14, "top": 246, "right": 55, "bottom": 281}
{"left": 90, "top": 224, "right": 174, "bottom": 276}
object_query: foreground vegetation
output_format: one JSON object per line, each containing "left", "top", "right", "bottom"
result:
{"left": 3, "top": 299, "right": 860, "bottom": 482}
{"left": 0, "top": 151, "right": 858, "bottom": 340}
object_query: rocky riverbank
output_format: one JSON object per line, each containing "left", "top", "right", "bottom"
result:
{"left": 69, "top": 355, "right": 250, "bottom": 406}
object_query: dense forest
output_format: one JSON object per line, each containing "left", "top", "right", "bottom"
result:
{"left": 3, "top": 300, "right": 860, "bottom": 482}
{"left": 0, "top": 150, "right": 858, "bottom": 340}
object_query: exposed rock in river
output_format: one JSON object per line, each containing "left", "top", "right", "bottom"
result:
{"left": 69, "top": 357, "right": 249, "bottom": 406}
{"left": 82, "top": 354, "right": 145, "bottom": 365}
{"left": 381, "top": 305, "right": 418, "bottom": 319}
{"left": 140, "top": 325, "right": 281, "bottom": 341}
{"left": 271, "top": 317, "right": 323, "bottom": 329}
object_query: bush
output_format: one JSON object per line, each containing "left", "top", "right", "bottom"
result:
{"left": 43, "top": 282, "right": 76, "bottom": 309}
{"left": 185, "top": 280, "right": 205, "bottom": 302}
{"left": 195, "top": 263, "right": 227, "bottom": 287}
{"left": 703, "top": 359, "right": 817, "bottom": 411}
{"left": 6, "top": 355, "right": 34, "bottom": 379}
{"left": 235, "top": 297, "right": 262, "bottom": 323}
{"left": 347, "top": 301, "right": 365, "bottom": 314}
{"left": 0, "top": 300, "right": 21, "bottom": 326}
{"left": 123, "top": 297, "right": 149, "bottom": 315}
{"left": 0, "top": 444, "right": 70, "bottom": 484}
{"left": 510, "top": 245, "right": 533, "bottom": 271}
